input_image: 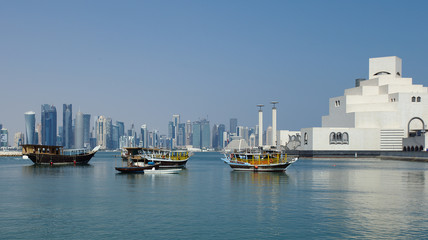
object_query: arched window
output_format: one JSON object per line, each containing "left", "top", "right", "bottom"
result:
{"left": 421, "top": 146, "right": 424, "bottom": 151}
{"left": 411, "top": 146, "right": 415, "bottom": 151}
{"left": 343, "top": 132, "right": 349, "bottom": 144}
{"left": 417, "top": 96, "right": 421, "bottom": 102}
{"left": 415, "top": 146, "right": 419, "bottom": 151}
{"left": 412, "top": 96, "right": 416, "bottom": 102}
{"left": 336, "top": 132, "right": 342, "bottom": 144}
{"left": 329, "top": 132, "right": 336, "bottom": 144}
{"left": 403, "top": 147, "right": 406, "bottom": 151}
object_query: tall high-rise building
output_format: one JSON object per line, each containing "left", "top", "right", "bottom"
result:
{"left": 193, "top": 119, "right": 210, "bottom": 149}
{"left": 177, "top": 123, "right": 185, "bottom": 146}
{"left": 74, "top": 111, "right": 84, "bottom": 149}
{"left": 140, "top": 124, "right": 148, "bottom": 148}
{"left": 0, "top": 128, "right": 8, "bottom": 147}
{"left": 192, "top": 121, "right": 201, "bottom": 148}
{"left": 14, "top": 132, "right": 24, "bottom": 148}
{"left": 185, "top": 120, "right": 192, "bottom": 146}
{"left": 116, "top": 121, "right": 125, "bottom": 138}
{"left": 83, "top": 114, "right": 91, "bottom": 148}
{"left": 112, "top": 124, "right": 119, "bottom": 149}
{"left": 24, "top": 111, "right": 36, "bottom": 144}
{"left": 96, "top": 116, "right": 112, "bottom": 150}
{"left": 41, "top": 104, "right": 57, "bottom": 146}
{"left": 230, "top": 118, "right": 238, "bottom": 134}
{"left": 172, "top": 114, "right": 180, "bottom": 139}
{"left": 168, "top": 121, "right": 174, "bottom": 139}
{"left": 63, "top": 104, "right": 72, "bottom": 148}
{"left": 218, "top": 124, "right": 226, "bottom": 148}
{"left": 201, "top": 119, "right": 210, "bottom": 149}
{"left": 212, "top": 124, "right": 219, "bottom": 149}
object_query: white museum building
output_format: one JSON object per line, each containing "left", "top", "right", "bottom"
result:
{"left": 300, "top": 56, "right": 428, "bottom": 152}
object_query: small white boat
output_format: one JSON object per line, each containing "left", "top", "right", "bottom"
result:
{"left": 144, "top": 168, "right": 182, "bottom": 174}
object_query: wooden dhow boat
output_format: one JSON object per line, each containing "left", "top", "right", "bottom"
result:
{"left": 121, "top": 147, "right": 192, "bottom": 168}
{"left": 141, "top": 148, "right": 192, "bottom": 168}
{"left": 22, "top": 144, "right": 100, "bottom": 165}
{"left": 222, "top": 149, "right": 298, "bottom": 172}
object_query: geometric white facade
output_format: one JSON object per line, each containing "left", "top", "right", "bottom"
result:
{"left": 301, "top": 56, "right": 428, "bottom": 151}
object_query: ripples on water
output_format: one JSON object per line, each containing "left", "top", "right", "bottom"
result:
{"left": 0, "top": 153, "right": 427, "bottom": 239}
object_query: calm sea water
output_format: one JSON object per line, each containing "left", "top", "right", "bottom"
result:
{"left": 1, "top": 152, "right": 428, "bottom": 239}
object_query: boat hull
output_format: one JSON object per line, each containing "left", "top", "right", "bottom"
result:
{"left": 115, "top": 163, "right": 160, "bottom": 173}
{"left": 26, "top": 152, "right": 96, "bottom": 165}
{"left": 222, "top": 157, "right": 296, "bottom": 172}
{"left": 146, "top": 158, "right": 188, "bottom": 168}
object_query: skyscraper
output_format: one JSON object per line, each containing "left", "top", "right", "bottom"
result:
{"left": 41, "top": 104, "right": 57, "bottom": 145}
{"left": 63, "top": 104, "right": 72, "bottom": 148}
{"left": 140, "top": 124, "right": 148, "bottom": 148}
{"left": 24, "top": 111, "right": 36, "bottom": 144}
{"left": 96, "top": 116, "right": 112, "bottom": 150}
{"left": 177, "top": 123, "right": 185, "bottom": 146}
{"left": 74, "top": 111, "right": 84, "bottom": 149}
{"left": 230, "top": 118, "right": 237, "bottom": 134}
{"left": 14, "top": 132, "right": 24, "bottom": 148}
{"left": 83, "top": 114, "right": 91, "bottom": 148}
{"left": 192, "top": 121, "right": 201, "bottom": 148}
{"left": 0, "top": 128, "right": 8, "bottom": 147}
{"left": 112, "top": 124, "right": 119, "bottom": 149}
{"left": 212, "top": 124, "right": 219, "bottom": 149}
{"left": 193, "top": 119, "right": 210, "bottom": 149}
{"left": 218, "top": 124, "right": 226, "bottom": 148}
{"left": 201, "top": 119, "right": 210, "bottom": 149}
{"left": 116, "top": 121, "right": 125, "bottom": 138}
{"left": 185, "top": 120, "right": 192, "bottom": 146}
{"left": 172, "top": 114, "right": 180, "bottom": 140}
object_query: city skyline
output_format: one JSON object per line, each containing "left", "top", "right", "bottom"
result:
{"left": 2, "top": 1, "right": 428, "bottom": 139}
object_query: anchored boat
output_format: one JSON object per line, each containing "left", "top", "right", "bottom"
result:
{"left": 122, "top": 147, "right": 192, "bottom": 168}
{"left": 22, "top": 144, "right": 100, "bottom": 165}
{"left": 222, "top": 149, "right": 298, "bottom": 172}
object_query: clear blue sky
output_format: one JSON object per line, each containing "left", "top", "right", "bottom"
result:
{"left": 1, "top": 0, "right": 428, "bottom": 138}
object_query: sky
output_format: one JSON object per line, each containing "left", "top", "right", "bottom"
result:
{"left": 1, "top": 0, "right": 428, "bottom": 139}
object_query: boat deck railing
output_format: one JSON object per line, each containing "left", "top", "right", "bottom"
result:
{"left": 228, "top": 153, "right": 289, "bottom": 165}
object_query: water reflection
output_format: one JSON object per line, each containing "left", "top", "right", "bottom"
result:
{"left": 22, "top": 164, "right": 93, "bottom": 177}
{"left": 230, "top": 171, "right": 289, "bottom": 185}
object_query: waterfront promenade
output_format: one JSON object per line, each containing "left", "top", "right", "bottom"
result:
{"left": 0, "top": 151, "right": 22, "bottom": 157}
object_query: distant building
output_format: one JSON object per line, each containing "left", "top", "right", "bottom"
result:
{"left": 116, "top": 121, "right": 125, "bottom": 138}
{"left": 63, "top": 104, "right": 73, "bottom": 148}
{"left": 41, "top": 104, "right": 57, "bottom": 146}
{"left": 230, "top": 118, "right": 237, "bottom": 134}
{"left": 14, "top": 132, "right": 24, "bottom": 148}
{"left": 96, "top": 116, "right": 112, "bottom": 150}
{"left": 172, "top": 114, "right": 180, "bottom": 141}
{"left": 0, "top": 128, "right": 8, "bottom": 147}
{"left": 192, "top": 121, "right": 201, "bottom": 148}
{"left": 83, "top": 114, "right": 91, "bottom": 148}
{"left": 212, "top": 124, "right": 219, "bottom": 149}
{"left": 140, "top": 124, "right": 148, "bottom": 148}
{"left": 24, "top": 111, "right": 36, "bottom": 144}
{"left": 185, "top": 120, "right": 192, "bottom": 146}
{"left": 218, "top": 124, "right": 226, "bottom": 148}
{"left": 74, "top": 111, "right": 84, "bottom": 149}
{"left": 177, "top": 123, "right": 185, "bottom": 146}
{"left": 301, "top": 56, "right": 428, "bottom": 152}
{"left": 36, "top": 123, "right": 42, "bottom": 145}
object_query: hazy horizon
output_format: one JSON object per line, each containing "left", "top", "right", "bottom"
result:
{"left": 2, "top": 0, "right": 428, "bottom": 139}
